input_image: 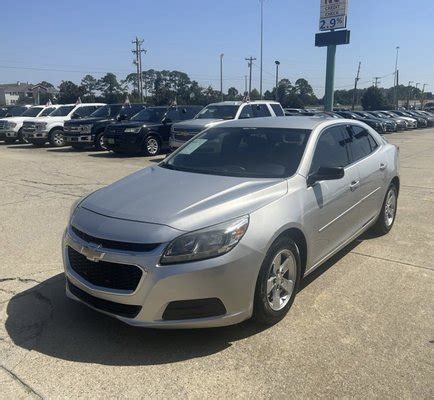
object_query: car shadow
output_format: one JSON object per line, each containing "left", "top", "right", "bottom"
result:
{"left": 46, "top": 147, "right": 91, "bottom": 153}
{"left": 5, "top": 144, "right": 35, "bottom": 149}
{"left": 5, "top": 239, "right": 362, "bottom": 366}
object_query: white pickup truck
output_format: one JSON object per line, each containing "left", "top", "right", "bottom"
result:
{"left": 2, "top": 105, "right": 59, "bottom": 144}
{"left": 24, "top": 103, "right": 105, "bottom": 147}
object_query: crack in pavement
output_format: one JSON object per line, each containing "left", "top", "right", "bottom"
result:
{"left": 0, "top": 277, "right": 41, "bottom": 284}
{"left": 0, "top": 178, "right": 83, "bottom": 198}
{"left": 0, "top": 365, "right": 43, "bottom": 399}
{"left": 351, "top": 250, "right": 434, "bottom": 272}
{"left": 21, "top": 179, "right": 107, "bottom": 187}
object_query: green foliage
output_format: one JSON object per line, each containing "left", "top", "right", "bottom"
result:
{"left": 361, "top": 86, "right": 390, "bottom": 110}
{"left": 96, "top": 73, "right": 126, "bottom": 103}
{"left": 81, "top": 75, "right": 98, "bottom": 101}
{"left": 57, "top": 81, "right": 85, "bottom": 104}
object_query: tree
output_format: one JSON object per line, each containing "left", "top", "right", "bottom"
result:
{"left": 361, "top": 86, "right": 390, "bottom": 110}
{"left": 37, "top": 81, "right": 54, "bottom": 88}
{"left": 57, "top": 81, "right": 85, "bottom": 104}
{"left": 226, "top": 87, "right": 239, "bottom": 100}
{"left": 97, "top": 73, "right": 126, "bottom": 103}
{"left": 250, "top": 89, "right": 260, "bottom": 101}
{"left": 81, "top": 75, "right": 98, "bottom": 101}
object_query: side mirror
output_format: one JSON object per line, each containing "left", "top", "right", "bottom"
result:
{"left": 307, "top": 167, "right": 345, "bottom": 186}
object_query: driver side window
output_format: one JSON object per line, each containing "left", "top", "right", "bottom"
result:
{"left": 310, "top": 126, "right": 350, "bottom": 173}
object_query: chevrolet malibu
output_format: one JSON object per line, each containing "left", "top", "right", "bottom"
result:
{"left": 63, "top": 117, "right": 399, "bottom": 328}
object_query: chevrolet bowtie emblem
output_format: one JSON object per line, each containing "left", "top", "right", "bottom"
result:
{"left": 80, "top": 244, "right": 105, "bottom": 262}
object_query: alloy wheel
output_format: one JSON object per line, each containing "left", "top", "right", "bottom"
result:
{"left": 146, "top": 137, "right": 159, "bottom": 155}
{"left": 266, "top": 249, "right": 297, "bottom": 311}
{"left": 384, "top": 189, "right": 397, "bottom": 227}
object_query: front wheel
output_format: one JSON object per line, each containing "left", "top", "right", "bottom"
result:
{"left": 372, "top": 183, "right": 398, "bottom": 235}
{"left": 94, "top": 132, "right": 106, "bottom": 151}
{"left": 49, "top": 129, "right": 65, "bottom": 147}
{"left": 144, "top": 135, "right": 161, "bottom": 156}
{"left": 253, "top": 237, "right": 301, "bottom": 325}
{"left": 17, "top": 128, "right": 27, "bottom": 144}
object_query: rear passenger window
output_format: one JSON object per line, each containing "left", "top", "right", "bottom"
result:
{"left": 239, "top": 105, "right": 253, "bottom": 119}
{"left": 310, "top": 126, "right": 349, "bottom": 173}
{"left": 270, "top": 104, "right": 284, "bottom": 116}
{"left": 347, "top": 125, "right": 378, "bottom": 162}
{"left": 166, "top": 108, "right": 181, "bottom": 121}
{"left": 73, "top": 106, "right": 98, "bottom": 118}
{"left": 252, "top": 104, "right": 271, "bottom": 118}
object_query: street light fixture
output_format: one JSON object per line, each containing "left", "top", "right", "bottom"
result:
{"left": 274, "top": 60, "right": 280, "bottom": 101}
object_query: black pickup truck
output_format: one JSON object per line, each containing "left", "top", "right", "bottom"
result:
{"left": 104, "top": 105, "right": 202, "bottom": 156}
{"left": 64, "top": 103, "right": 146, "bottom": 150}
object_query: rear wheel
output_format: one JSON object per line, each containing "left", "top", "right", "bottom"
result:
{"left": 372, "top": 183, "right": 398, "bottom": 235}
{"left": 49, "top": 129, "right": 65, "bottom": 147}
{"left": 253, "top": 236, "right": 301, "bottom": 325}
{"left": 144, "top": 135, "right": 160, "bottom": 156}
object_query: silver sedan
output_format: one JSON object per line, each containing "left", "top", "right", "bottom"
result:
{"left": 63, "top": 117, "right": 399, "bottom": 328}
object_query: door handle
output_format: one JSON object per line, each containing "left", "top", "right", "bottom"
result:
{"left": 380, "top": 163, "right": 387, "bottom": 171}
{"left": 350, "top": 180, "right": 360, "bottom": 191}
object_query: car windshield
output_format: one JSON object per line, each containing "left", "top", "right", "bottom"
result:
{"left": 195, "top": 105, "right": 238, "bottom": 120}
{"left": 161, "top": 127, "right": 310, "bottom": 178}
{"left": 21, "top": 107, "right": 44, "bottom": 117}
{"left": 40, "top": 107, "right": 55, "bottom": 116}
{"left": 7, "top": 106, "right": 27, "bottom": 117}
{"left": 90, "top": 104, "right": 122, "bottom": 118}
{"left": 130, "top": 107, "right": 166, "bottom": 122}
{"left": 49, "top": 105, "right": 75, "bottom": 117}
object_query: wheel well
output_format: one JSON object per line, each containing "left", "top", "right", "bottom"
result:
{"left": 278, "top": 228, "right": 307, "bottom": 276}
{"left": 49, "top": 126, "right": 63, "bottom": 134}
{"left": 391, "top": 176, "right": 400, "bottom": 194}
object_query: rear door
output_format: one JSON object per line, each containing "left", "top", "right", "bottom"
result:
{"left": 346, "top": 124, "right": 386, "bottom": 226}
{"left": 304, "top": 125, "right": 361, "bottom": 267}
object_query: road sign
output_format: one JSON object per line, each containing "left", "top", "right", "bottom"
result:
{"left": 319, "top": 0, "right": 348, "bottom": 31}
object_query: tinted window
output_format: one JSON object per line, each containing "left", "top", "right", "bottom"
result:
{"left": 22, "top": 107, "right": 44, "bottom": 117}
{"left": 49, "top": 106, "right": 75, "bottom": 117}
{"left": 310, "top": 126, "right": 349, "bottom": 172}
{"left": 121, "top": 104, "right": 146, "bottom": 119}
{"left": 162, "top": 127, "right": 310, "bottom": 178}
{"left": 270, "top": 104, "right": 284, "bottom": 116}
{"left": 40, "top": 107, "right": 56, "bottom": 116}
{"left": 131, "top": 107, "right": 166, "bottom": 122}
{"left": 347, "top": 125, "right": 378, "bottom": 162}
{"left": 165, "top": 108, "right": 181, "bottom": 121}
{"left": 239, "top": 105, "right": 254, "bottom": 119}
{"left": 252, "top": 104, "right": 271, "bottom": 117}
{"left": 73, "top": 106, "right": 99, "bottom": 118}
{"left": 179, "top": 107, "right": 202, "bottom": 120}
{"left": 195, "top": 105, "right": 238, "bottom": 120}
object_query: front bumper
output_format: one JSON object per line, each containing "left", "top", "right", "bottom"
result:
{"left": 0, "top": 130, "right": 7, "bottom": 140}
{"left": 5, "top": 130, "right": 17, "bottom": 138}
{"left": 62, "top": 225, "right": 261, "bottom": 328}
{"left": 104, "top": 133, "right": 144, "bottom": 153}
{"left": 65, "top": 134, "right": 95, "bottom": 144}
{"left": 24, "top": 130, "right": 49, "bottom": 140}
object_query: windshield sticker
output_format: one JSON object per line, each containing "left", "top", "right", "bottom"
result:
{"left": 182, "top": 139, "right": 207, "bottom": 154}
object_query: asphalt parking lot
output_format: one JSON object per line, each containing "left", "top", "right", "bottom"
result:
{"left": 0, "top": 130, "right": 433, "bottom": 399}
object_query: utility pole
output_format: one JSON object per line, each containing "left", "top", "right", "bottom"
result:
{"left": 373, "top": 77, "right": 381, "bottom": 87}
{"left": 351, "top": 61, "right": 361, "bottom": 110}
{"left": 245, "top": 56, "right": 256, "bottom": 97}
{"left": 406, "top": 81, "right": 413, "bottom": 109}
{"left": 393, "top": 46, "right": 400, "bottom": 109}
{"left": 415, "top": 83, "right": 420, "bottom": 109}
{"left": 274, "top": 60, "right": 280, "bottom": 101}
{"left": 420, "top": 83, "right": 428, "bottom": 110}
{"left": 132, "top": 37, "right": 146, "bottom": 102}
{"left": 220, "top": 53, "right": 224, "bottom": 101}
{"left": 244, "top": 75, "right": 248, "bottom": 95}
{"left": 259, "top": 0, "right": 265, "bottom": 99}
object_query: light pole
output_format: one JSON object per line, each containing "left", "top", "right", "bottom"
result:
{"left": 393, "top": 46, "right": 400, "bottom": 109}
{"left": 274, "top": 60, "right": 280, "bottom": 101}
{"left": 259, "top": 0, "right": 265, "bottom": 99}
{"left": 421, "top": 83, "right": 428, "bottom": 109}
{"left": 407, "top": 81, "right": 413, "bottom": 109}
{"left": 220, "top": 53, "right": 224, "bottom": 101}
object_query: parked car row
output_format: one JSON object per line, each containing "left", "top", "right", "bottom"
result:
{"left": 1, "top": 102, "right": 432, "bottom": 156}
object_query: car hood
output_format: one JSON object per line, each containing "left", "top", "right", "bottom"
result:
{"left": 37, "top": 116, "right": 69, "bottom": 123}
{"left": 173, "top": 118, "right": 224, "bottom": 130}
{"left": 80, "top": 166, "right": 288, "bottom": 232}
{"left": 65, "top": 117, "right": 107, "bottom": 126}
{"left": 110, "top": 121, "right": 161, "bottom": 129}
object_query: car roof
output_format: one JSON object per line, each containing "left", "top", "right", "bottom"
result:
{"left": 212, "top": 116, "right": 340, "bottom": 130}
{"left": 207, "top": 101, "right": 281, "bottom": 106}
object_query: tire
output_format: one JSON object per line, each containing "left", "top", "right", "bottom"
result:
{"left": 49, "top": 129, "right": 65, "bottom": 147}
{"left": 94, "top": 132, "right": 106, "bottom": 151}
{"left": 4, "top": 137, "right": 16, "bottom": 144}
{"left": 253, "top": 236, "right": 301, "bottom": 325}
{"left": 372, "top": 183, "right": 398, "bottom": 235}
{"left": 143, "top": 134, "right": 161, "bottom": 156}
{"left": 17, "top": 128, "right": 27, "bottom": 144}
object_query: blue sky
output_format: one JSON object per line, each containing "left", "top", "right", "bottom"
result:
{"left": 1, "top": 0, "right": 433, "bottom": 97}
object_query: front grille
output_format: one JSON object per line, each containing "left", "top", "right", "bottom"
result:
{"left": 67, "top": 279, "right": 142, "bottom": 318}
{"left": 67, "top": 246, "right": 143, "bottom": 292}
{"left": 23, "top": 121, "right": 36, "bottom": 131}
{"left": 0, "top": 121, "right": 6, "bottom": 130}
{"left": 71, "top": 226, "right": 160, "bottom": 252}
{"left": 107, "top": 126, "right": 125, "bottom": 135}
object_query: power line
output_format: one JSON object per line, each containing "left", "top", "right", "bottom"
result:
{"left": 131, "top": 37, "right": 146, "bottom": 101}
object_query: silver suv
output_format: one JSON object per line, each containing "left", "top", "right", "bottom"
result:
{"left": 63, "top": 117, "right": 399, "bottom": 328}
{"left": 169, "top": 100, "right": 284, "bottom": 150}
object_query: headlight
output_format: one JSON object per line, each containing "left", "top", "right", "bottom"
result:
{"left": 80, "top": 124, "right": 92, "bottom": 133}
{"left": 124, "top": 127, "right": 141, "bottom": 133}
{"left": 37, "top": 122, "right": 47, "bottom": 129}
{"left": 7, "top": 122, "right": 17, "bottom": 128}
{"left": 160, "top": 216, "right": 249, "bottom": 265}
